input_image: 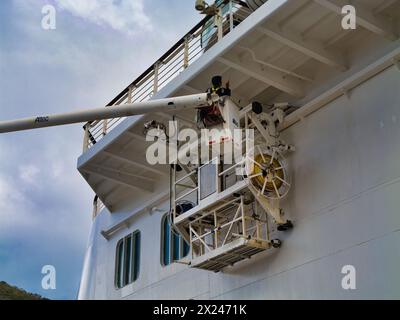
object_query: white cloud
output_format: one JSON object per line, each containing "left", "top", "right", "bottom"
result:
{"left": 55, "top": 0, "right": 153, "bottom": 35}
{"left": 2, "top": 0, "right": 199, "bottom": 298}
{"left": 0, "top": 173, "right": 35, "bottom": 232}
{"left": 51, "top": 161, "right": 66, "bottom": 179}
{"left": 18, "top": 164, "right": 40, "bottom": 184}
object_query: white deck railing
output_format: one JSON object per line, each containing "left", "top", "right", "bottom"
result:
{"left": 82, "top": 1, "right": 253, "bottom": 152}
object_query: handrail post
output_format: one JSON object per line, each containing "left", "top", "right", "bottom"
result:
{"left": 102, "top": 119, "right": 108, "bottom": 136}
{"left": 83, "top": 123, "right": 90, "bottom": 153}
{"left": 153, "top": 61, "right": 160, "bottom": 94}
{"left": 215, "top": 8, "right": 223, "bottom": 41}
{"left": 127, "top": 85, "right": 135, "bottom": 104}
{"left": 229, "top": 0, "right": 234, "bottom": 32}
{"left": 183, "top": 36, "right": 190, "bottom": 69}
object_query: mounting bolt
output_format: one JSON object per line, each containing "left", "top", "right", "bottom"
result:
{"left": 271, "top": 239, "right": 282, "bottom": 248}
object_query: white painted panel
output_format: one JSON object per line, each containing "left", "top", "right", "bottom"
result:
{"left": 80, "top": 63, "right": 400, "bottom": 300}
{"left": 213, "top": 230, "right": 400, "bottom": 299}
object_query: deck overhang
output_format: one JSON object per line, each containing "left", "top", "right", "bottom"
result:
{"left": 77, "top": 0, "right": 400, "bottom": 214}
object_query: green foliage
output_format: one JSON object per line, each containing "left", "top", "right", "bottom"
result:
{"left": 0, "top": 281, "right": 48, "bottom": 300}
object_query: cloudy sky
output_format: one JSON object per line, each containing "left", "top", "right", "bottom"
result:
{"left": 0, "top": 0, "right": 198, "bottom": 299}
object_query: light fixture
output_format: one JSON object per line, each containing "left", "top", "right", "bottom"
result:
{"left": 195, "top": 0, "right": 219, "bottom": 15}
{"left": 195, "top": 0, "right": 207, "bottom": 11}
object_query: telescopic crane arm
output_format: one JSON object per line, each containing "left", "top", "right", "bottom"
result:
{"left": 0, "top": 93, "right": 218, "bottom": 134}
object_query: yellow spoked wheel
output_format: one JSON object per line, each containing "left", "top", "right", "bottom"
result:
{"left": 246, "top": 145, "right": 291, "bottom": 199}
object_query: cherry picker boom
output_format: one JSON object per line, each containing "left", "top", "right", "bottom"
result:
{"left": 0, "top": 81, "right": 294, "bottom": 272}
{"left": 0, "top": 93, "right": 217, "bottom": 133}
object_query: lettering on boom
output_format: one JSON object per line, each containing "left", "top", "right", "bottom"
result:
{"left": 35, "top": 116, "right": 50, "bottom": 123}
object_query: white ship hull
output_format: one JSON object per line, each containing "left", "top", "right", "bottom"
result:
{"left": 77, "top": 0, "right": 400, "bottom": 299}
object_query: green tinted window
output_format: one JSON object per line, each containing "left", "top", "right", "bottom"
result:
{"left": 115, "top": 231, "right": 141, "bottom": 289}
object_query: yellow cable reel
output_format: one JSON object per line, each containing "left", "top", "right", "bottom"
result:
{"left": 246, "top": 146, "right": 291, "bottom": 200}
{"left": 252, "top": 154, "right": 284, "bottom": 192}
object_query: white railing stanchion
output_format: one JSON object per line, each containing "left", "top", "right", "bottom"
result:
{"left": 184, "top": 36, "right": 190, "bottom": 69}
{"left": 153, "top": 62, "right": 160, "bottom": 94}
{"left": 127, "top": 85, "right": 134, "bottom": 104}
{"left": 83, "top": 124, "right": 90, "bottom": 152}
{"left": 229, "top": 0, "right": 234, "bottom": 31}
{"left": 102, "top": 119, "right": 108, "bottom": 136}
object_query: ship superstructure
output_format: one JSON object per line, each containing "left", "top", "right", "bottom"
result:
{"left": 77, "top": 0, "right": 400, "bottom": 299}
{"left": 1, "top": 0, "right": 400, "bottom": 299}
